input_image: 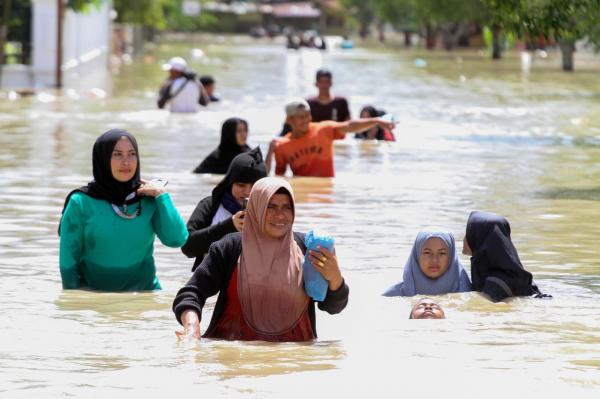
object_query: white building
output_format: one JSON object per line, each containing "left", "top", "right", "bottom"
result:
{"left": 1, "top": 0, "right": 111, "bottom": 90}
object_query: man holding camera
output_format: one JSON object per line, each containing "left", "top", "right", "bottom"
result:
{"left": 157, "top": 57, "right": 210, "bottom": 113}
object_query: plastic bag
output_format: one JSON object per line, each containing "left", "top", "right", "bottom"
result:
{"left": 302, "top": 230, "right": 335, "bottom": 301}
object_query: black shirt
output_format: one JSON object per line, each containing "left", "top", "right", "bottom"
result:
{"left": 307, "top": 96, "right": 351, "bottom": 122}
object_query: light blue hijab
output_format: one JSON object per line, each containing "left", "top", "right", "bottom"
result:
{"left": 383, "top": 231, "right": 472, "bottom": 297}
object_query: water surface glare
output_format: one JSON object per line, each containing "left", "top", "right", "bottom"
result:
{"left": 1, "top": 36, "right": 600, "bottom": 397}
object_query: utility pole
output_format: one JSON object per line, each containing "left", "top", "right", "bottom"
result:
{"left": 56, "top": 0, "right": 64, "bottom": 88}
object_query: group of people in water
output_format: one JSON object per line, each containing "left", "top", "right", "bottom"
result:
{"left": 57, "top": 60, "right": 550, "bottom": 343}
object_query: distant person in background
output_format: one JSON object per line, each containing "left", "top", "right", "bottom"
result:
{"left": 193, "top": 117, "right": 251, "bottom": 174}
{"left": 157, "top": 56, "right": 209, "bottom": 113}
{"left": 200, "top": 75, "right": 220, "bottom": 102}
{"left": 269, "top": 98, "right": 394, "bottom": 177}
{"left": 409, "top": 298, "right": 446, "bottom": 319}
{"left": 306, "top": 69, "right": 351, "bottom": 122}
{"left": 383, "top": 230, "right": 472, "bottom": 297}
{"left": 354, "top": 105, "right": 395, "bottom": 141}
{"left": 182, "top": 148, "right": 266, "bottom": 271}
{"left": 464, "top": 211, "right": 551, "bottom": 302}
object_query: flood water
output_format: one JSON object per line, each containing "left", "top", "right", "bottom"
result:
{"left": 1, "top": 35, "right": 600, "bottom": 397}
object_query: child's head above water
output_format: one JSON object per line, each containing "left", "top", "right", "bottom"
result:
{"left": 418, "top": 235, "right": 451, "bottom": 279}
{"left": 382, "top": 230, "right": 472, "bottom": 297}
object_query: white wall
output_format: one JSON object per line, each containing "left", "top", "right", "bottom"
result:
{"left": 27, "top": 0, "right": 111, "bottom": 89}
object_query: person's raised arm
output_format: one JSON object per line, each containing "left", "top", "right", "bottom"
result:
{"left": 140, "top": 180, "right": 188, "bottom": 248}
{"left": 308, "top": 246, "right": 349, "bottom": 314}
{"left": 338, "top": 118, "right": 395, "bottom": 135}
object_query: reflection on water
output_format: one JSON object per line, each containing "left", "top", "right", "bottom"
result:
{"left": 191, "top": 340, "right": 345, "bottom": 379}
{"left": 1, "top": 35, "right": 600, "bottom": 397}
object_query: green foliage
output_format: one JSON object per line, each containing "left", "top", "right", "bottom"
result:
{"left": 66, "top": 0, "right": 104, "bottom": 12}
{"left": 162, "top": 0, "right": 220, "bottom": 32}
{"left": 484, "top": 0, "right": 600, "bottom": 50}
{"left": 340, "top": 0, "right": 376, "bottom": 36}
{"left": 2, "top": 0, "right": 32, "bottom": 64}
{"left": 113, "top": 0, "right": 169, "bottom": 29}
{"left": 371, "top": 0, "right": 489, "bottom": 31}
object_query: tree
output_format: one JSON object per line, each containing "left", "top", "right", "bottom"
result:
{"left": 373, "top": 0, "right": 418, "bottom": 45}
{"left": 340, "top": 0, "right": 376, "bottom": 39}
{"left": 373, "top": 0, "right": 488, "bottom": 50}
{"left": 485, "top": 0, "right": 600, "bottom": 71}
{"left": 1, "top": 0, "right": 15, "bottom": 67}
{"left": 112, "top": 0, "right": 169, "bottom": 30}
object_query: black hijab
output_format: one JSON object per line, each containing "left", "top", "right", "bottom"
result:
{"left": 193, "top": 118, "right": 251, "bottom": 174}
{"left": 211, "top": 147, "right": 266, "bottom": 206}
{"left": 355, "top": 105, "right": 386, "bottom": 140}
{"left": 59, "top": 129, "right": 142, "bottom": 234}
{"left": 466, "top": 211, "right": 549, "bottom": 302}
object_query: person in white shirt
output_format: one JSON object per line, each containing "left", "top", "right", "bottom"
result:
{"left": 157, "top": 57, "right": 209, "bottom": 113}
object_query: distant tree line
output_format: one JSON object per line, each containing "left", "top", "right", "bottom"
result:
{"left": 341, "top": 0, "right": 600, "bottom": 71}
{"left": 3, "top": 1, "right": 599, "bottom": 71}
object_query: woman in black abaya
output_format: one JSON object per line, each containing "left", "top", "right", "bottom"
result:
{"left": 464, "top": 211, "right": 550, "bottom": 302}
{"left": 193, "top": 117, "right": 251, "bottom": 174}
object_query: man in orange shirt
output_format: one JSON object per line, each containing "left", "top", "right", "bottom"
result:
{"left": 269, "top": 98, "right": 394, "bottom": 177}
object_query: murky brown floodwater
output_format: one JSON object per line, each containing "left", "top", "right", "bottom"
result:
{"left": 1, "top": 35, "right": 600, "bottom": 398}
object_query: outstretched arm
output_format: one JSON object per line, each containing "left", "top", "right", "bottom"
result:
{"left": 338, "top": 118, "right": 395, "bottom": 134}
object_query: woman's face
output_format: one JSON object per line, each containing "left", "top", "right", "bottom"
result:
{"left": 235, "top": 122, "right": 248, "bottom": 147}
{"left": 231, "top": 182, "right": 253, "bottom": 205}
{"left": 360, "top": 109, "right": 375, "bottom": 118}
{"left": 264, "top": 193, "right": 293, "bottom": 239}
{"left": 110, "top": 137, "right": 137, "bottom": 182}
{"left": 419, "top": 237, "right": 450, "bottom": 279}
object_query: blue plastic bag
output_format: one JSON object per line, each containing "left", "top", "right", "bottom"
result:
{"left": 302, "top": 230, "right": 335, "bottom": 301}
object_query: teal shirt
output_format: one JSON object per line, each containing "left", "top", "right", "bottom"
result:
{"left": 59, "top": 192, "right": 188, "bottom": 291}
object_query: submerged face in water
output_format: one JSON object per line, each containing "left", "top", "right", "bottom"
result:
{"left": 410, "top": 298, "right": 446, "bottom": 319}
{"left": 419, "top": 237, "right": 450, "bottom": 279}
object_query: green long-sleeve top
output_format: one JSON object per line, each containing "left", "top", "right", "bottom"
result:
{"left": 59, "top": 192, "right": 188, "bottom": 291}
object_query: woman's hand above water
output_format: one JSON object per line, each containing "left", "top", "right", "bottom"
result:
{"left": 232, "top": 210, "right": 245, "bottom": 232}
{"left": 137, "top": 178, "right": 167, "bottom": 197}
{"left": 175, "top": 309, "right": 201, "bottom": 340}
{"left": 309, "top": 246, "right": 343, "bottom": 291}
